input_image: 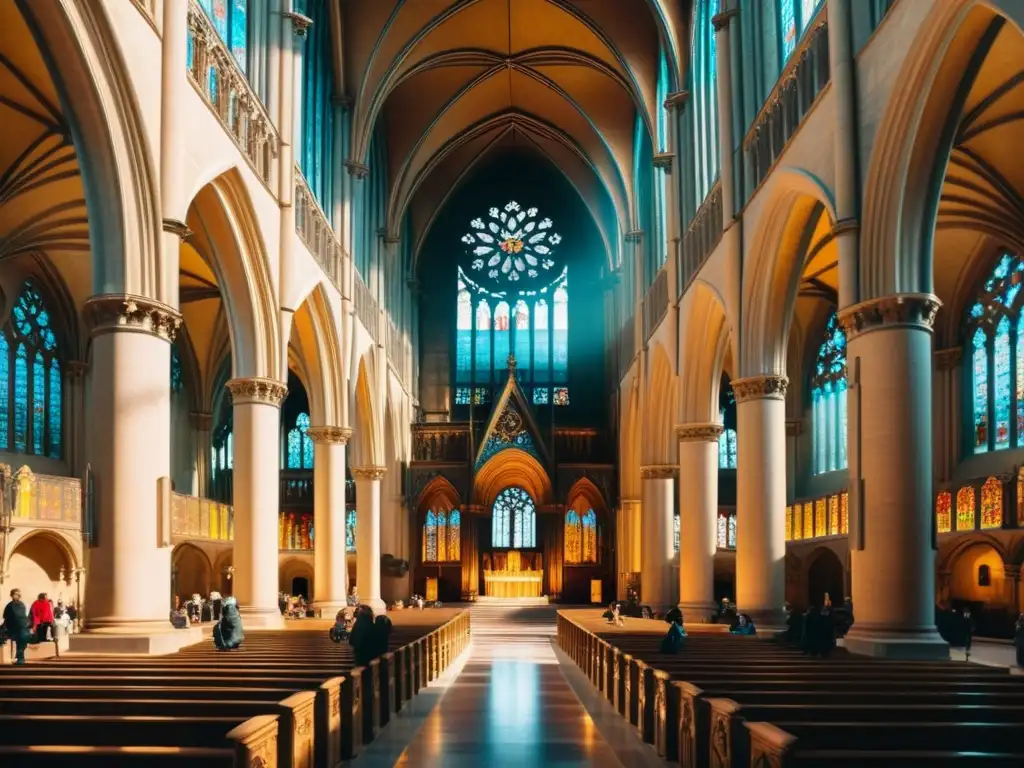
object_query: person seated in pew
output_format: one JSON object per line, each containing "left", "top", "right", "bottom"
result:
{"left": 213, "top": 596, "right": 244, "bottom": 650}
{"left": 349, "top": 605, "right": 376, "bottom": 666}
{"left": 1014, "top": 614, "right": 1024, "bottom": 667}
{"left": 660, "top": 613, "right": 687, "bottom": 653}
{"left": 372, "top": 614, "right": 393, "bottom": 658}
{"left": 329, "top": 609, "right": 350, "bottom": 643}
{"left": 729, "top": 613, "right": 756, "bottom": 635}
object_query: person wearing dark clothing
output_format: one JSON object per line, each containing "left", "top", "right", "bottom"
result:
{"left": 660, "top": 614, "right": 686, "bottom": 653}
{"left": 213, "top": 596, "right": 244, "bottom": 650}
{"left": 962, "top": 608, "right": 976, "bottom": 660}
{"left": 729, "top": 614, "right": 756, "bottom": 636}
{"left": 329, "top": 610, "right": 349, "bottom": 643}
{"left": 818, "top": 605, "right": 836, "bottom": 657}
{"left": 372, "top": 614, "right": 393, "bottom": 658}
{"left": 1014, "top": 614, "right": 1024, "bottom": 667}
{"left": 2, "top": 589, "right": 30, "bottom": 664}
{"left": 30, "top": 593, "right": 54, "bottom": 643}
{"left": 801, "top": 606, "right": 821, "bottom": 656}
{"left": 349, "top": 605, "right": 376, "bottom": 666}
{"left": 664, "top": 607, "right": 683, "bottom": 626}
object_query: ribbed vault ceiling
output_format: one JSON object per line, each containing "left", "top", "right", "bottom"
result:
{"left": 340, "top": 0, "right": 684, "bottom": 263}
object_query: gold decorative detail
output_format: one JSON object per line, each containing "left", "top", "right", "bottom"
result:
{"left": 837, "top": 293, "right": 942, "bottom": 341}
{"left": 934, "top": 347, "right": 963, "bottom": 371}
{"left": 83, "top": 294, "right": 182, "bottom": 341}
{"left": 732, "top": 375, "right": 788, "bottom": 402}
{"left": 495, "top": 408, "right": 524, "bottom": 442}
{"left": 675, "top": 423, "right": 724, "bottom": 442}
{"left": 306, "top": 426, "right": 353, "bottom": 445}
{"left": 162, "top": 218, "right": 193, "bottom": 240}
{"left": 640, "top": 464, "right": 677, "bottom": 480}
{"left": 283, "top": 10, "right": 312, "bottom": 36}
{"left": 351, "top": 465, "right": 387, "bottom": 481}
{"left": 190, "top": 411, "right": 213, "bottom": 430}
{"left": 225, "top": 377, "right": 288, "bottom": 406}
{"left": 711, "top": 8, "right": 740, "bottom": 30}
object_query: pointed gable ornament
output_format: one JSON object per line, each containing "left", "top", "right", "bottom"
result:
{"left": 474, "top": 353, "right": 551, "bottom": 470}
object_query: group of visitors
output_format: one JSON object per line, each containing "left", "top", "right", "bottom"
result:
{"left": 336, "top": 605, "right": 393, "bottom": 666}
{"left": 0, "top": 589, "right": 77, "bottom": 665}
{"left": 279, "top": 593, "right": 315, "bottom": 618}
{"left": 170, "top": 592, "right": 223, "bottom": 628}
{"left": 776, "top": 595, "right": 854, "bottom": 657}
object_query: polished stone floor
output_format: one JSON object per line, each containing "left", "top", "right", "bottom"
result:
{"left": 352, "top": 600, "right": 663, "bottom": 768}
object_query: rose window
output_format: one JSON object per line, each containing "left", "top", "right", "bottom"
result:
{"left": 462, "top": 200, "right": 561, "bottom": 284}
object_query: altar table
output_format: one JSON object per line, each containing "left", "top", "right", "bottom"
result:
{"left": 483, "top": 570, "right": 544, "bottom": 598}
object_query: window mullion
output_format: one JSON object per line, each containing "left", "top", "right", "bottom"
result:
{"left": 989, "top": 332, "right": 997, "bottom": 451}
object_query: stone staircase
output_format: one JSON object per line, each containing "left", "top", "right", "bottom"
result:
{"left": 468, "top": 599, "right": 558, "bottom": 660}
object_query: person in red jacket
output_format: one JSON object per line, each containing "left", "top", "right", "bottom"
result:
{"left": 30, "top": 593, "right": 54, "bottom": 643}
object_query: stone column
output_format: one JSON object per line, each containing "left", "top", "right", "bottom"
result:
{"left": 640, "top": 465, "right": 676, "bottom": 611}
{"left": 676, "top": 423, "right": 723, "bottom": 623}
{"left": 933, "top": 348, "right": 962, "bottom": 484}
{"left": 1005, "top": 565, "right": 1022, "bottom": 615}
{"left": 66, "top": 361, "right": 89, "bottom": 479}
{"left": 228, "top": 377, "right": 288, "bottom": 629}
{"left": 160, "top": 0, "right": 189, "bottom": 307}
{"left": 733, "top": 375, "right": 789, "bottom": 628}
{"left": 785, "top": 420, "right": 801, "bottom": 503}
{"left": 307, "top": 426, "right": 351, "bottom": 615}
{"left": 77, "top": 296, "right": 182, "bottom": 648}
{"left": 190, "top": 411, "right": 213, "bottom": 497}
{"left": 840, "top": 293, "right": 948, "bottom": 659}
{"left": 617, "top": 498, "right": 642, "bottom": 599}
{"left": 352, "top": 465, "right": 386, "bottom": 615}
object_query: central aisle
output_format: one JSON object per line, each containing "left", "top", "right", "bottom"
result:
{"left": 390, "top": 599, "right": 637, "bottom": 767}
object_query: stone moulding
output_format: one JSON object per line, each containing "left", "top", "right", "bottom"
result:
{"left": 306, "top": 426, "right": 353, "bottom": 445}
{"left": 226, "top": 377, "right": 288, "bottom": 406}
{"left": 351, "top": 465, "right": 387, "bottom": 481}
{"left": 837, "top": 293, "right": 941, "bottom": 341}
{"left": 731, "top": 374, "right": 788, "bottom": 403}
{"left": 675, "top": 423, "right": 724, "bottom": 442}
{"left": 83, "top": 294, "right": 182, "bottom": 342}
{"left": 640, "top": 464, "right": 677, "bottom": 480}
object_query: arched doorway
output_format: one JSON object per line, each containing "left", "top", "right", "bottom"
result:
{"left": 7, "top": 533, "right": 74, "bottom": 606}
{"left": 291, "top": 577, "right": 310, "bottom": 599}
{"left": 806, "top": 549, "right": 844, "bottom": 609}
{"left": 171, "top": 544, "right": 213, "bottom": 606}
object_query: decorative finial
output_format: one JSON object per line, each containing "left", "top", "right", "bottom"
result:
{"left": 507, "top": 352, "right": 517, "bottom": 371}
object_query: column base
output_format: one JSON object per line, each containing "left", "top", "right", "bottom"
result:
{"left": 239, "top": 606, "right": 286, "bottom": 629}
{"left": 677, "top": 601, "right": 719, "bottom": 624}
{"left": 69, "top": 625, "right": 204, "bottom": 655}
{"left": 843, "top": 627, "right": 949, "bottom": 660}
{"left": 311, "top": 601, "right": 349, "bottom": 619}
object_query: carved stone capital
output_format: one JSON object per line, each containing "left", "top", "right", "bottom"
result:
{"left": 190, "top": 411, "right": 213, "bottom": 430}
{"left": 664, "top": 90, "right": 689, "bottom": 111}
{"left": 732, "top": 374, "right": 788, "bottom": 402}
{"left": 67, "top": 361, "right": 89, "bottom": 379}
{"left": 838, "top": 293, "right": 941, "bottom": 341}
{"left": 675, "top": 423, "right": 724, "bottom": 442}
{"left": 640, "top": 464, "right": 677, "bottom": 480}
{"left": 306, "top": 426, "right": 353, "bottom": 445}
{"left": 934, "top": 347, "right": 963, "bottom": 371}
{"left": 712, "top": 8, "right": 739, "bottom": 31}
{"left": 226, "top": 377, "right": 288, "bottom": 407}
{"left": 351, "top": 465, "right": 387, "bottom": 481}
{"left": 83, "top": 294, "right": 182, "bottom": 342}
{"left": 332, "top": 94, "right": 353, "bottom": 110}
{"left": 624, "top": 229, "right": 644, "bottom": 243}
{"left": 283, "top": 10, "right": 313, "bottom": 36}
{"left": 653, "top": 152, "right": 675, "bottom": 172}
{"left": 162, "top": 218, "right": 193, "bottom": 240}
{"left": 344, "top": 160, "right": 369, "bottom": 179}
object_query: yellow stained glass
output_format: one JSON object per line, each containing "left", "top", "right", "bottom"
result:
{"left": 448, "top": 511, "right": 461, "bottom": 561}
{"left": 565, "top": 510, "right": 581, "bottom": 564}
{"left": 936, "top": 491, "right": 951, "bottom": 534}
{"left": 803, "top": 502, "right": 814, "bottom": 539}
{"left": 956, "top": 486, "right": 976, "bottom": 531}
{"left": 785, "top": 506, "right": 792, "bottom": 541}
{"left": 828, "top": 495, "right": 839, "bottom": 536}
{"left": 814, "top": 499, "right": 826, "bottom": 537}
{"left": 980, "top": 477, "right": 1002, "bottom": 530}
{"left": 840, "top": 492, "right": 849, "bottom": 534}
{"left": 793, "top": 504, "right": 803, "bottom": 541}
{"left": 1018, "top": 467, "right": 1024, "bottom": 526}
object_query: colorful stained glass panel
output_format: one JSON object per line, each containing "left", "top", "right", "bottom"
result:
{"left": 803, "top": 502, "right": 814, "bottom": 539}
{"left": 829, "top": 495, "right": 839, "bottom": 536}
{"left": 553, "top": 387, "right": 569, "bottom": 406}
{"left": 995, "top": 317, "right": 1011, "bottom": 448}
{"left": 717, "top": 514, "right": 727, "bottom": 549}
{"left": 980, "top": 477, "right": 1002, "bottom": 530}
{"left": 840, "top": 492, "right": 849, "bottom": 534}
{"left": 956, "top": 486, "right": 976, "bottom": 531}
{"left": 582, "top": 509, "right": 597, "bottom": 563}
{"left": 48, "top": 359, "right": 60, "bottom": 459}
{"left": 785, "top": 506, "right": 792, "bottom": 541}
{"left": 936, "top": 491, "right": 952, "bottom": 534}
{"left": 973, "top": 327, "right": 989, "bottom": 452}
{"left": 565, "top": 510, "right": 581, "bottom": 564}
{"left": 814, "top": 499, "right": 826, "bottom": 538}
{"left": 0, "top": 334, "right": 7, "bottom": 448}
{"left": 448, "top": 510, "right": 461, "bottom": 561}
{"left": 13, "top": 344, "right": 27, "bottom": 452}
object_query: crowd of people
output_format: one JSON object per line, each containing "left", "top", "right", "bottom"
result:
{"left": 170, "top": 592, "right": 224, "bottom": 628}
{"left": 0, "top": 589, "right": 78, "bottom": 665}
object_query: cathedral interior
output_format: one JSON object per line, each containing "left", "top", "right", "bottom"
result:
{"left": 2, "top": 0, "right": 1024, "bottom": 765}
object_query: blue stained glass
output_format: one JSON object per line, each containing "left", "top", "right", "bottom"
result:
{"left": 973, "top": 326, "right": 989, "bottom": 453}
{"left": 801, "top": 0, "right": 820, "bottom": 30}
{"left": 812, "top": 311, "right": 848, "bottom": 473}
{"left": 532, "top": 387, "right": 549, "bottom": 405}
{"left": 455, "top": 387, "right": 471, "bottom": 405}
{"left": 492, "top": 493, "right": 511, "bottom": 548}
{"left": 553, "top": 284, "right": 568, "bottom": 383}
{"left": 491, "top": 487, "right": 536, "bottom": 549}
{"left": 227, "top": 431, "right": 233, "bottom": 468}
{"left": 230, "top": 0, "right": 247, "bottom": 72}
{"left": 475, "top": 301, "right": 491, "bottom": 377}
{"left": 171, "top": 345, "right": 184, "bottom": 393}
{"left": 514, "top": 301, "right": 531, "bottom": 375}
{"left": 1004, "top": 283, "right": 1021, "bottom": 309}
{"left": 13, "top": 344, "right": 27, "bottom": 452}
{"left": 1018, "top": 314, "right": 1024, "bottom": 447}
{"left": 970, "top": 302, "right": 985, "bottom": 319}
{"left": 534, "top": 300, "right": 549, "bottom": 380}
{"left": 287, "top": 427, "right": 301, "bottom": 468}
{"left": 456, "top": 288, "right": 472, "bottom": 382}
{"left": 48, "top": 358, "right": 60, "bottom": 458}
{"left": 0, "top": 334, "right": 7, "bottom": 448}
{"left": 780, "top": 0, "right": 797, "bottom": 59}
{"left": 346, "top": 508, "right": 357, "bottom": 551}
{"left": 995, "top": 317, "right": 1011, "bottom": 449}
{"left": 298, "top": 0, "right": 334, "bottom": 211}
{"left": 424, "top": 511, "right": 438, "bottom": 562}
{"left": 494, "top": 302, "right": 510, "bottom": 374}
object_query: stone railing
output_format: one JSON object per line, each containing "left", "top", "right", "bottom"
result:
{"left": 412, "top": 423, "right": 470, "bottom": 463}
{"left": 186, "top": 0, "right": 280, "bottom": 191}
{"left": 785, "top": 490, "right": 849, "bottom": 542}
{"left": 8, "top": 468, "right": 81, "bottom": 526}
{"left": 280, "top": 469, "right": 313, "bottom": 509}
{"left": 619, "top": 314, "right": 636, "bottom": 378}
{"left": 642, "top": 267, "right": 670, "bottom": 342}
{"left": 171, "top": 491, "right": 234, "bottom": 542}
{"left": 744, "top": 7, "right": 830, "bottom": 195}
{"left": 294, "top": 167, "right": 343, "bottom": 289}
{"left": 354, "top": 272, "right": 379, "bottom": 343}
{"left": 679, "top": 181, "right": 723, "bottom": 295}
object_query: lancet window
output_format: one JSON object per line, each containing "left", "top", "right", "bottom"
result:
{"left": 812, "top": 310, "right": 848, "bottom": 474}
{"left": 492, "top": 487, "right": 536, "bottom": 549}
{"left": 564, "top": 503, "right": 598, "bottom": 565}
{"left": 778, "top": 0, "right": 823, "bottom": 60}
{"left": 285, "top": 412, "right": 314, "bottom": 469}
{"left": 691, "top": 0, "right": 720, "bottom": 205}
{"left": 423, "top": 509, "right": 461, "bottom": 563}
{"left": 0, "top": 281, "right": 62, "bottom": 459}
{"left": 719, "top": 376, "right": 737, "bottom": 469}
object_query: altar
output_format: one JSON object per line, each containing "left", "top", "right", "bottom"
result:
{"left": 483, "top": 570, "right": 544, "bottom": 598}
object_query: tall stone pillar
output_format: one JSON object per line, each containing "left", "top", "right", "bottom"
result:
{"left": 352, "top": 465, "right": 386, "bottom": 615}
{"left": 840, "top": 294, "right": 948, "bottom": 658}
{"left": 66, "top": 361, "right": 89, "bottom": 479}
{"left": 76, "top": 296, "right": 182, "bottom": 650}
{"left": 460, "top": 514, "right": 480, "bottom": 600}
{"left": 676, "top": 424, "right": 723, "bottom": 623}
{"left": 190, "top": 411, "right": 213, "bottom": 497}
{"left": 734, "top": 375, "right": 788, "bottom": 628}
{"left": 640, "top": 465, "right": 676, "bottom": 611}
{"left": 308, "top": 426, "right": 352, "bottom": 615}
{"left": 617, "top": 499, "right": 642, "bottom": 599}
{"left": 228, "top": 377, "right": 287, "bottom": 629}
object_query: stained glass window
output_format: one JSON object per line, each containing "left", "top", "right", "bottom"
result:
{"left": 475, "top": 301, "right": 491, "bottom": 376}
{"left": 814, "top": 499, "right": 826, "bottom": 538}
{"left": 980, "top": 477, "right": 1003, "bottom": 529}
{"left": 553, "top": 387, "right": 570, "bottom": 407}
{"left": 717, "top": 514, "right": 727, "bottom": 549}
{"left": 286, "top": 412, "right": 313, "bottom": 469}
{"left": 828, "top": 495, "right": 839, "bottom": 536}
{"left": 719, "top": 379, "right": 737, "bottom": 469}
{"left": 673, "top": 512, "right": 680, "bottom": 552}
{"left": 2, "top": 281, "right": 62, "bottom": 457}
{"left": 967, "top": 252, "right": 1024, "bottom": 453}
{"left": 654, "top": 48, "right": 670, "bottom": 269}
{"left": 456, "top": 284, "right": 472, "bottom": 383}
{"left": 462, "top": 201, "right": 562, "bottom": 285}
{"left": 840, "top": 492, "right": 849, "bottom": 534}
{"left": 803, "top": 502, "right": 814, "bottom": 539}
{"left": 792, "top": 504, "right": 803, "bottom": 541}
{"left": 455, "top": 387, "right": 471, "bottom": 405}
{"left": 956, "top": 485, "right": 976, "bottom": 531}
{"left": 346, "top": 508, "right": 357, "bottom": 552}
{"left": 936, "top": 491, "right": 952, "bottom": 534}
{"left": 493, "top": 487, "right": 535, "bottom": 548}
{"left": 801, "top": 0, "right": 820, "bottom": 28}
{"left": 553, "top": 283, "right": 568, "bottom": 383}
{"left": 565, "top": 510, "right": 581, "bottom": 564}
{"left": 195, "top": 0, "right": 247, "bottom": 72}
{"left": 533, "top": 387, "right": 549, "bottom": 405}
{"left": 534, "top": 299, "right": 549, "bottom": 380}
{"left": 691, "top": 0, "right": 720, "bottom": 204}
{"left": 494, "top": 302, "right": 510, "bottom": 376}
{"left": 779, "top": 0, "right": 797, "bottom": 59}
{"left": 423, "top": 511, "right": 439, "bottom": 562}
{"left": 298, "top": 0, "right": 335, "bottom": 213}
{"left": 448, "top": 510, "right": 461, "bottom": 561}
{"left": 514, "top": 301, "right": 530, "bottom": 372}
{"left": 812, "top": 311, "right": 848, "bottom": 474}
{"left": 727, "top": 513, "right": 736, "bottom": 548}
{"left": 785, "top": 505, "right": 793, "bottom": 540}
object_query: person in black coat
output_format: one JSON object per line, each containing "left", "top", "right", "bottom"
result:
{"left": 2, "top": 588, "right": 30, "bottom": 665}
{"left": 373, "top": 614, "right": 393, "bottom": 658}
{"left": 213, "top": 596, "right": 244, "bottom": 650}
{"left": 1014, "top": 614, "right": 1024, "bottom": 668}
{"left": 349, "top": 605, "right": 376, "bottom": 666}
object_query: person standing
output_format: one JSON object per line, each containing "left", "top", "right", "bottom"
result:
{"left": 2, "top": 589, "right": 30, "bottom": 664}
{"left": 30, "top": 593, "right": 54, "bottom": 643}
{"left": 1013, "top": 614, "right": 1024, "bottom": 668}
